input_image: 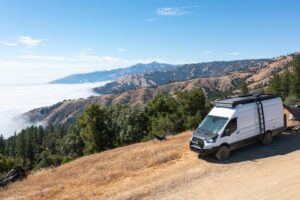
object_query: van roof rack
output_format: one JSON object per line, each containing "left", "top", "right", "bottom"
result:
{"left": 214, "top": 94, "right": 278, "bottom": 108}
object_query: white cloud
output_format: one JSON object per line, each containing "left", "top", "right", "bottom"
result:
{"left": 117, "top": 48, "right": 126, "bottom": 52}
{"left": 157, "top": 7, "right": 188, "bottom": 16}
{"left": 227, "top": 52, "right": 240, "bottom": 56}
{"left": 146, "top": 18, "right": 155, "bottom": 22}
{"left": 156, "top": 6, "right": 199, "bottom": 16}
{"left": 1, "top": 41, "right": 18, "bottom": 47}
{"left": 1, "top": 36, "right": 44, "bottom": 48}
{"left": 18, "top": 36, "right": 43, "bottom": 47}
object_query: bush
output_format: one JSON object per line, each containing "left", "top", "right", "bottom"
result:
{"left": 61, "top": 156, "right": 75, "bottom": 164}
{"left": 284, "top": 95, "right": 300, "bottom": 106}
{"left": 0, "top": 154, "right": 16, "bottom": 174}
{"left": 150, "top": 115, "right": 175, "bottom": 137}
{"left": 34, "top": 151, "right": 63, "bottom": 169}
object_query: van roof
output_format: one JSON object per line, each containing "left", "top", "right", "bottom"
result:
{"left": 214, "top": 94, "right": 279, "bottom": 108}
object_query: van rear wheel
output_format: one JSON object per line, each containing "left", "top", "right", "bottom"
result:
{"left": 215, "top": 145, "right": 230, "bottom": 160}
{"left": 261, "top": 132, "right": 273, "bottom": 145}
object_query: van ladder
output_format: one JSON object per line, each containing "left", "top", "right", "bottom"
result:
{"left": 256, "top": 100, "right": 265, "bottom": 138}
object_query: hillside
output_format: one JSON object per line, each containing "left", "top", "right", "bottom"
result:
{"left": 246, "top": 55, "right": 294, "bottom": 90}
{"left": 1, "top": 130, "right": 300, "bottom": 199}
{"left": 24, "top": 54, "right": 294, "bottom": 126}
{"left": 93, "top": 59, "right": 269, "bottom": 94}
{"left": 24, "top": 72, "right": 250, "bottom": 126}
{"left": 51, "top": 62, "right": 178, "bottom": 84}
{"left": 24, "top": 53, "right": 298, "bottom": 127}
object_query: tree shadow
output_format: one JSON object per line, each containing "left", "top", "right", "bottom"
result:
{"left": 201, "top": 131, "right": 300, "bottom": 164}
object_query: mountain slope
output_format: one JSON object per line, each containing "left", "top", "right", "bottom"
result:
{"left": 25, "top": 54, "right": 298, "bottom": 127}
{"left": 246, "top": 55, "right": 294, "bottom": 90}
{"left": 24, "top": 72, "right": 250, "bottom": 126}
{"left": 51, "top": 62, "right": 178, "bottom": 84}
{"left": 1, "top": 130, "right": 300, "bottom": 200}
{"left": 93, "top": 59, "right": 269, "bottom": 94}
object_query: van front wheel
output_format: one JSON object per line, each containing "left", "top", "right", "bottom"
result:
{"left": 215, "top": 145, "right": 230, "bottom": 160}
{"left": 261, "top": 132, "right": 273, "bottom": 145}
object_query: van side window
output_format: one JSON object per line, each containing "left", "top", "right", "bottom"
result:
{"left": 224, "top": 118, "right": 237, "bottom": 136}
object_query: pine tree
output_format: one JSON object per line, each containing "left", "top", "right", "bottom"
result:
{"left": 281, "top": 70, "right": 291, "bottom": 99}
{"left": 239, "top": 81, "right": 249, "bottom": 95}
{"left": 292, "top": 55, "right": 300, "bottom": 97}
{"left": 25, "top": 131, "right": 35, "bottom": 166}
{"left": 289, "top": 73, "right": 298, "bottom": 97}
{"left": 6, "top": 133, "right": 17, "bottom": 158}
{"left": 16, "top": 131, "right": 27, "bottom": 165}
{"left": 0, "top": 134, "right": 5, "bottom": 154}
{"left": 77, "top": 104, "right": 111, "bottom": 154}
{"left": 269, "top": 74, "right": 281, "bottom": 96}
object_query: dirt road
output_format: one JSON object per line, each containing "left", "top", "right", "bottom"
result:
{"left": 1, "top": 131, "right": 300, "bottom": 200}
{"left": 105, "top": 131, "right": 300, "bottom": 200}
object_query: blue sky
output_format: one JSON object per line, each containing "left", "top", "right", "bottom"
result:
{"left": 0, "top": 0, "right": 300, "bottom": 84}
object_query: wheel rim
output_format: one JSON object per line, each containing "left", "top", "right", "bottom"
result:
{"left": 219, "top": 146, "right": 229, "bottom": 160}
{"left": 221, "top": 148, "right": 228, "bottom": 159}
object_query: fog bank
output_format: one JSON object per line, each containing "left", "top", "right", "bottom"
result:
{"left": 0, "top": 82, "right": 107, "bottom": 138}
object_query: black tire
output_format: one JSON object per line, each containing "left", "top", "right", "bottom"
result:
{"left": 215, "top": 145, "right": 230, "bottom": 160}
{"left": 261, "top": 131, "right": 273, "bottom": 145}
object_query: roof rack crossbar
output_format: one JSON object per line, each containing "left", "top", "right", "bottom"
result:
{"left": 214, "top": 94, "right": 278, "bottom": 108}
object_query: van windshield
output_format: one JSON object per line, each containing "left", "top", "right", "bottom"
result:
{"left": 197, "top": 115, "right": 229, "bottom": 135}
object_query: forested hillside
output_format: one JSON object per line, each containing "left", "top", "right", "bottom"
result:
{"left": 25, "top": 71, "right": 249, "bottom": 126}
{"left": 0, "top": 90, "right": 208, "bottom": 173}
{"left": 268, "top": 54, "right": 300, "bottom": 105}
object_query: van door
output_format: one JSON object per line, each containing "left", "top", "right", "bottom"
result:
{"left": 221, "top": 118, "right": 240, "bottom": 149}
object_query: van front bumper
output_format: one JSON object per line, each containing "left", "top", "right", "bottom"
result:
{"left": 189, "top": 143, "right": 217, "bottom": 155}
{"left": 189, "top": 136, "right": 217, "bottom": 155}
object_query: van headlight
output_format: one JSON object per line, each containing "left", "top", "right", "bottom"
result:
{"left": 205, "top": 137, "right": 217, "bottom": 143}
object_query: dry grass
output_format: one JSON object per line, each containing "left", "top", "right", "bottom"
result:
{"left": 2, "top": 131, "right": 300, "bottom": 200}
{"left": 0, "top": 132, "right": 191, "bottom": 200}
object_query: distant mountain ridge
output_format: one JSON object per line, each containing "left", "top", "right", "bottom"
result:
{"left": 93, "top": 59, "right": 270, "bottom": 94}
{"left": 25, "top": 71, "right": 250, "bottom": 126}
{"left": 25, "top": 54, "right": 297, "bottom": 127}
{"left": 50, "top": 62, "right": 178, "bottom": 84}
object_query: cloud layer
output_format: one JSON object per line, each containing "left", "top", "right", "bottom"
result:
{"left": 1, "top": 36, "right": 43, "bottom": 48}
{"left": 0, "top": 82, "right": 106, "bottom": 138}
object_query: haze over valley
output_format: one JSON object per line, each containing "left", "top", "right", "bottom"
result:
{"left": 0, "top": 82, "right": 105, "bottom": 137}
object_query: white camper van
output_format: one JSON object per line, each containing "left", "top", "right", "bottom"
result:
{"left": 190, "top": 94, "right": 285, "bottom": 160}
